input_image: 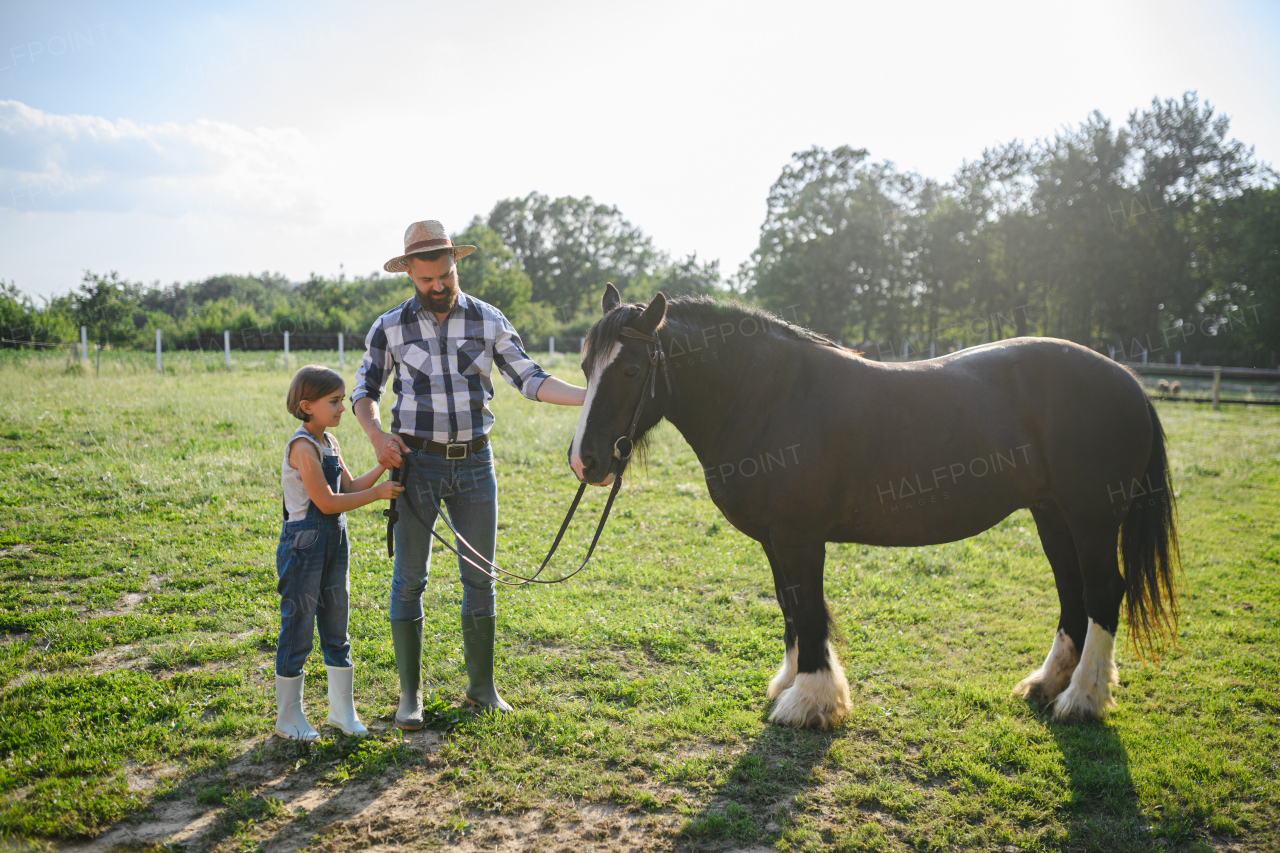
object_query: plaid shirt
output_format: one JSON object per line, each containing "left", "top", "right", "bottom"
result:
{"left": 351, "top": 291, "right": 549, "bottom": 441}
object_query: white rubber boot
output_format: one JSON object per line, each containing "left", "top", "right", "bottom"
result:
{"left": 325, "top": 664, "right": 368, "bottom": 736}
{"left": 275, "top": 673, "right": 319, "bottom": 741}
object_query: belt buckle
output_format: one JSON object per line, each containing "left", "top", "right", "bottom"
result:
{"left": 445, "top": 442, "right": 468, "bottom": 460}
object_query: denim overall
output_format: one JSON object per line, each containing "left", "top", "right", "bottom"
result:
{"left": 275, "top": 436, "right": 352, "bottom": 678}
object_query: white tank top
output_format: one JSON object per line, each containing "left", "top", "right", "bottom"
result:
{"left": 281, "top": 427, "right": 341, "bottom": 522}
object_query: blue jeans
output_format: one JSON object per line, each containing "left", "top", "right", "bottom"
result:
{"left": 390, "top": 444, "right": 498, "bottom": 621}
{"left": 275, "top": 517, "right": 352, "bottom": 677}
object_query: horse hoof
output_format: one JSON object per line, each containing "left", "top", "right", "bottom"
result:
{"left": 768, "top": 670, "right": 853, "bottom": 730}
{"left": 1012, "top": 674, "right": 1063, "bottom": 706}
{"left": 1050, "top": 620, "right": 1119, "bottom": 722}
{"left": 1013, "top": 629, "right": 1079, "bottom": 706}
{"left": 1050, "top": 682, "right": 1117, "bottom": 722}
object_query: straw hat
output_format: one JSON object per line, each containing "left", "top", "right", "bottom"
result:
{"left": 383, "top": 220, "right": 476, "bottom": 272}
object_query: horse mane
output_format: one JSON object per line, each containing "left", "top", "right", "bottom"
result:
{"left": 584, "top": 295, "right": 843, "bottom": 376}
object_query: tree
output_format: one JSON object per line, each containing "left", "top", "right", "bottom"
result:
{"left": 751, "top": 146, "right": 924, "bottom": 342}
{"left": 0, "top": 281, "right": 74, "bottom": 345}
{"left": 1125, "top": 93, "right": 1262, "bottom": 339}
{"left": 453, "top": 219, "right": 533, "bottom": 314}
{"left": 1200, "top": 186, "right": 1280, "bottom": 365}
{"left": 487, "top": 193, "right": 659, "bottom": 319}
{"left": 648, "top": 253, "right": 723, "bottom": 300}
{"left": 453, "top": 219, "right": 556, "bottom": 341}
{"left": 72, "top": 271, "right": 147, "bottom": 345}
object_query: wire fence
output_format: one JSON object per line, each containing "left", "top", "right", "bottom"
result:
{"left": 0, "top": 342, "right": 585, "bottom": 379}
{"left": 0, "top": 326, "right": 586, "bottom": 373}
{"left": 5, "top": 328, "right": 1277, "bottom": 408}
{"left": 0, "top": 346, "right": 346, "bottom": 376}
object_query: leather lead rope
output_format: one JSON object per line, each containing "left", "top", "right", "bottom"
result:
{"left": 395, "top": 457, "right": 622, "bottom": 586}
{"left": 384, "top": 463, "right": 401, "bottom": 557}
{"left": 385, "top": 322, "right": 671, "bottom": 586}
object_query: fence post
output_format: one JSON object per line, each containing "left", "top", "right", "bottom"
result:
{"left": 548, "top": 336, "right": 555, "bottom": 358}
{"left": 155, "top": 329, "right": 163, "bottom": 373}
{"left": 95, "top": 343, "right": 100, "bottom": 376}
{"left": 283, "top": 330, "right": 289, "bottom": 369}
{"left": 80, "top": 325, "right": 88, "bottom": 369}
{"left": 1109, "top": 345, "right": 1115, "bottom": 360}
{"left": 1176, "top": 351, "right": 1181, "bottom": 366}
{"left": 338, "top": 332, "right": 344, "bottom": 368}
{"left": 1142, "top": 349, "right": 1148, "bottom": 365}
{"left": 929, "top": 341, "right": 935, "bottom": 359}
{"left": 224, "top": 330, "right": 231, "bottom": 369}
{"left": 1212, "top": 367, "right": 1221, "bottom": 411}
{"left": 902, "top": 340, "right": 909, "bottom": 359}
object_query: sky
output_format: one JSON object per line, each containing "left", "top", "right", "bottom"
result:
{"left": 1, "top": 0, "right": 1277, "bottom": 299}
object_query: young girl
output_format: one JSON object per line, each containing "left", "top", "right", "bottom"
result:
{"left": 275, "top": 364, "right": 403, "bottom": 740}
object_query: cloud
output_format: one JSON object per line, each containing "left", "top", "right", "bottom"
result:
{"left": 0, "top": 100, "right": 321, "bottom": 218}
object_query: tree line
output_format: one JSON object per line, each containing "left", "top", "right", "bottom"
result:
{"left": 3, "top": 92, "right": 1276, "bottom": 366}
{"left": 751, "top": 93, "right": 1277, "bottom": 367}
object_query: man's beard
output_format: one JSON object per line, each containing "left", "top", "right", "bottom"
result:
{"left": 417, "top": 284, "right": 458, "bottom": 315}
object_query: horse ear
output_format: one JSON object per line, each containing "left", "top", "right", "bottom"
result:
{"left": 636, "top": 292, "right": 667, "bottom": 335}
{"left": 602, "top": 282, "right": 621, "bottom": 315}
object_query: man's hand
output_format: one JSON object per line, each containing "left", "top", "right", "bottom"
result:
{"left": 354, "top": 397, "right": 409, "bottom": 468}
{"left": 372, "top": 430, "right": 410, "bottom": 469}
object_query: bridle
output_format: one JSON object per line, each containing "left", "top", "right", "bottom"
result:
{"left": 609, "top": 326, "right": 673, "bottom": 467}
{"left": 383, "top": 322, "right": 672, "bottom": 586}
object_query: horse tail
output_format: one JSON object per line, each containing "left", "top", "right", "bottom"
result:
{"left": 1120, "top": 399, "right": 1180, "bottom": 658}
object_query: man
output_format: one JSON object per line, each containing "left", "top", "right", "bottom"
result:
{"left": 352, "top": 220, "right": 586, "bottom": 727}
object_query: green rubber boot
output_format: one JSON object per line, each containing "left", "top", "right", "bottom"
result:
{"left": 390, "top": 617, "right": 424, "bottom": 730}
{"left": 462, "top": 615, "right": 512, "bottom": 713}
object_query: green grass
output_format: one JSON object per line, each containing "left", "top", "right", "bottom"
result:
{"left": 0, "top": 350, "right": 1277, "bottom": 850}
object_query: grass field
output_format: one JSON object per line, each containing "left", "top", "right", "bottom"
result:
{"left": 0, "top": 350, "right": 1277, "bottom": 852}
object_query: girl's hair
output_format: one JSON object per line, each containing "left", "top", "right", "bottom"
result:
{"left": 287, "top": 365, "right": 345, "bottom": 422}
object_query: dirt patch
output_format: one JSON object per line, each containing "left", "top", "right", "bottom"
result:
{"left": 53, "top": 725, "right": 705, "bottom": 853}
{"left": 123, "top": 761, "right": 181, "bottom": 794}
{"left": 92, "top": 592, "right": 148, "bottom": 619}
{"left": 64, "top": 797, "right": 214, "bottom": 852}
{"left": 303, "top": 795, "right": 683, "bottom": 853}
{"left": 83, "top": 643, "right": 148, "bottom": 675}
{"left": 62, "top": 727, "right": 448, "bottom": 853}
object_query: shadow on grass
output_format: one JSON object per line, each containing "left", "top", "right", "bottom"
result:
{"left": 676, "top": 723, "right": 839, "bottom": 851}
{"left": 675, "top": 705, "right": 1180, "bottom": 852}
{"left": 1050, "top": 720, "right": 1191, "bottom": 852}
{"left": 73, "top": 693, "right": 468, "bottom": 851}
{"left": 93, "top": 729, "right": 413, "bottom": 851}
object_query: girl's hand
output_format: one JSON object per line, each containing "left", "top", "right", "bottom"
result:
{"left": 374, "top": 480, "right": 405, "bottom": 501}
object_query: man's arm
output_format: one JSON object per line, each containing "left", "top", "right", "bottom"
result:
{"left": 350, "top": 318, "right": 409, "bottom": 468}
{"left": 536, "top": 377, "right": 586, "bottom": 406}
{"left": 492, "top": 313, "right": 587, "bottom": 404}
{"left": 354, "top": 397, "right": 409, "bottom": 468}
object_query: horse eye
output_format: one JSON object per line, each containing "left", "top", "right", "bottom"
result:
{"left": 624, "top": 366, "right": 640, "bottom": 378}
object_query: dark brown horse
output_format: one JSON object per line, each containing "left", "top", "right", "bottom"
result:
{"left": 570, "top": 285, "right": 1178, "bottom": 728}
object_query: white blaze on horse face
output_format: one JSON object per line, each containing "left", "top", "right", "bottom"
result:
{"left": 570, "top": 342, "right": 621, "bottom": 482}
{"left": 1052, "top": 618, "right": 1119, "bottom": 722}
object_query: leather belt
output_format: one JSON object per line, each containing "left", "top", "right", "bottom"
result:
{"left": 398, "top": 433, "right": 489, "bottom": 459}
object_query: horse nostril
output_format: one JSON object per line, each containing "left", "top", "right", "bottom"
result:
{"left": 581, "top": 454, "right": 599, "bottom": 478}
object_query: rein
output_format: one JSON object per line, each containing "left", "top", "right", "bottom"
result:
{"left": 383, "top": 323, "right": 672, "bottom": 587}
